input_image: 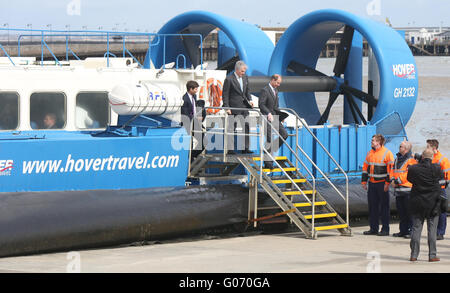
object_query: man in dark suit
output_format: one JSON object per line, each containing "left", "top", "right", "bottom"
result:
{"left": 181, "top": 80, "right": 199, "bottom": 124}
{"left": 181, "top": 80, "right": 203, "bottom": 159}
{"left": 259, "top": 74, "right": 288, "bottom": 169}
{"left": 222, "top": 61, "right": 254, "bottom": 154}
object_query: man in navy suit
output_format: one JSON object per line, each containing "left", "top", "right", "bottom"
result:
{"left": 258, "top": 74, "right": 288, "bottom": 169}
{"left": 222, "top": 61, "right": 254, "bottom": 154}
{"left": 181, "top": 80, "right": 203, "bottom": 160}
{"left": 181, "top": 80, "right": 199, "bottom": 124}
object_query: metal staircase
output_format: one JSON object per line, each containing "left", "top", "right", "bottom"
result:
{"left": 188, "top": 107, "right": 352, "bottom": 239}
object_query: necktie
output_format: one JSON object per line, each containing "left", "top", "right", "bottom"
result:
{"left": 238, "top": 77, "right": 243, "bottom": 92}
{"left": 191, "top": 94, "right": 196, "bottom": 115}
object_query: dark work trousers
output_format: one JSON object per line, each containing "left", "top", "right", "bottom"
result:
{"left": 437, "top": 189, "right": 447, "bottom": 236}
{"left": 395, "top": 190, "right": 412, "bottom": 235}
{"left": 367, "top": 181, "right": 390, "bottom": 233}
{"left": 410, "top": 214, "right": 439, "bottom": 259}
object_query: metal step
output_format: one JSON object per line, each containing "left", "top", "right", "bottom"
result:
{"left": 303, "top": 212, "right": 337, "bottom": 220}
{"left": 314, "top": 223, "right": 349, "bottom": 231}
{"left": 293, "top": 201, "right": 327, "bottom": 208}
{"left": 282, "top": 190, "right": 315, "bottom": 196}
{"left": 252, "top": 156, "right": 287, "bottom": 161}
{"left": 272, "top": 178, "right": 307, "bottom": 184}
{"left": 262, "top": 167, "right": 297, "bottom": 173}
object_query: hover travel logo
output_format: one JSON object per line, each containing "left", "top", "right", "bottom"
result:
{"left": 392, "top": 64, "right": 416, "bottom": 79}
{"left": 0, "top": 160, "right": 13, "bottom": 176}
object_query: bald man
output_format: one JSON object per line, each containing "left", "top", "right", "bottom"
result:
{"left": 390, "top": 140, "right": 417, "bottom": 238}
{"left": 407, "top": 149, "right": 444, "bottom": 262}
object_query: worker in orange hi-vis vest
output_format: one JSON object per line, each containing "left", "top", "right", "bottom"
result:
{"left": 426, "top": 139, "right": 450, "bottom": 240}
{"left": 390, "top": 140, "right": 417, "bottom": 238}
{"left": 362, "top": 134, "right": 394, "bottom": 236}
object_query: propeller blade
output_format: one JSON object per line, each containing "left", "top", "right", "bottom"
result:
{"left": 367, "top": 80, "right": 374, "bottom": 121}
{"left": 217, "top": 55, "right": 240, "bottom": 73}
{"left": 342, "top": 88, "right": 368, "bottom": 125}
{"left": 180, "top": 28, "right": 201, "bottom": 68}
{"left": 333, "top": 25, "right": 355, "bottom": 77}
{"left": 340, "top": 84, "right": 378, "bottom": 108}
{"left": 317, "top": 92, "right": 340, "bottom": 125}
{"left": 287, "top": 61, "right": 327, "bottom": 77}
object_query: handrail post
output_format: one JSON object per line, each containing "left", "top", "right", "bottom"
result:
{"left": 65, "top": 35, "right": 69, "bottom": 61}
{"left": 223, "top": 112, "right": 228, "bottom": 162}
{"left": 41, "top": 31, "right": 44, "bottom": 66}
{"left": 295, "top": 115, "right": 299, "bottom": 172}
{"left": 187, "top": 118, "right": 194, "bottom": 178}
{"left": 199, "top": 34, "right": 203, "bottom": 70}
{"left": 122, "top": 35, "right": 126, "bottom": 58}
{"left": 17, "top": 35, "right": 22, "bottom": 57}
{"left": 259, "top": 114, "right": 264, "bottom": 183}
{"left": 106, "top": 32, "right": 110, "bottom": 67}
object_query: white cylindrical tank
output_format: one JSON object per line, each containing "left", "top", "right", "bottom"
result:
{"left": 108, "top": 82, "right": 183, "bottom": 115}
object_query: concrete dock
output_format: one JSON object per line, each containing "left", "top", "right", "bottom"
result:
{"left": 0, "top": 218, "right": 448, "bottom": 273}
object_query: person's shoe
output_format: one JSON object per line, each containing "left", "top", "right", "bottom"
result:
{"left": 242, "top": 150, "right": 254, "bottom": 154}
{"left": 403, "top": 234, "right": 411, "bottom": 239}
{"left": 363, "top": 230, "right": 378, "bottom": 235}
{"left": 429, "top": 257, "right": 440, "bottom": 262}
{"left": 393, "top": 232, "right": 404, "bottom": 237}
{"left": 377, "top": 231, "right": 389, "bottom": 236}
{"left": 409, "top": 257, "right": 417, "bottom": 262}
{"left": 437, "top": 235, "right": 444, "bottom": 240}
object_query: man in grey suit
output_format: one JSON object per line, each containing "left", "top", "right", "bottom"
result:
{"left": 259, "top": 74, "right": 288, "bottom": 169}
{"left": 222, "top": 61, "right": 254, "bottom": 154}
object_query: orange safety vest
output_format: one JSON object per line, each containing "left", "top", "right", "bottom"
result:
{"left": 432, "top": 150, "right": 450, "bottom": 188}
{"left": 390, "top": 155, "right": 417, "bottom": 192}
{"left": 362, "top": 146, "right": 394, "bottom": 185}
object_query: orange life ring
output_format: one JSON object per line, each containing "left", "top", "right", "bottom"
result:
{"left": 206, "top": 78, "right": 223, "bottom": 114}
{"left": 198, "top": 86, "right": 205, "bottom": 100}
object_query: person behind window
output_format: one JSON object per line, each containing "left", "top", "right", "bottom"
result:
{"left": 43, "top": 113, "right": 58, "bottom": 129}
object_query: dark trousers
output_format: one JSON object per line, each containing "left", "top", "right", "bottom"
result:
{"left": 395, "top": 191, "right": 412, "bottom": 235}
{"left": 264, "top": 119, "right": 288, "bottom": 162}
{"left": 226, "top": 113, "right": 251, "bottom": 151}
{"left": 410, "top": 214, "right": 439, "bottom": 259}
{"left": 437, "top": 189, "right": 447, "bottom": 236}
{"left": 187, "top": 118, "right": 205, "bottom": 161}
{"left": 367, "top": 181, "right": 390, "bottom": 233}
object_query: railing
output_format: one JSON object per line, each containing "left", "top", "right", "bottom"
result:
{"left": 188, "top": 106, "right": 350, "bottom": 234}
{"left": 0, "top": 28, "right": 203, "bottom": 69}
{"left": 280, "top": 108, "right": 350, "bottom": 228}
{"left": 188, "top": 107, "right": 315, "bottom": 202}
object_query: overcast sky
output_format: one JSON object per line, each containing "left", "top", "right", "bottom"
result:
{"left": 0, "top": 0, "right": 448, "bottom": 32}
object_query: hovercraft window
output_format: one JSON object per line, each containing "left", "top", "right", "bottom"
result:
{"left": 0, "top": 92, "right": 19, "bottom": 131}
{"left": 30, "top": 92, "right": 66, "bottom": 130}
{"left": 75, "top": 92, "right": 109, "bottom": 129}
